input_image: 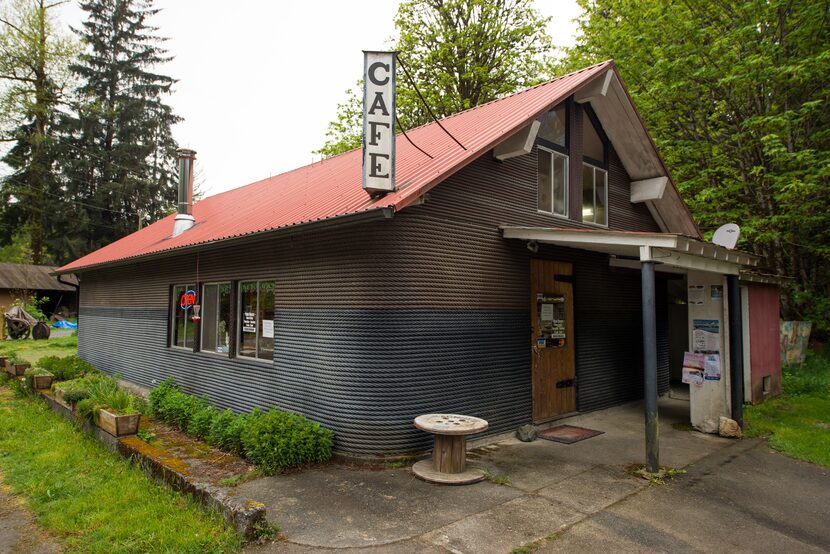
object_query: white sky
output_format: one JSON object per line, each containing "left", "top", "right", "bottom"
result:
{"left": 55, "top": 0, "right": 582, "bottom": 197}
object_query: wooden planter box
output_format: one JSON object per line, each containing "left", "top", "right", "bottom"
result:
{"left": 52, "top": 387, "right": 72, "bottom": 409}
{"left": 96, "top": 409, "right": 141, "bottom": 437}
{"left": 10, "top": 362, "right": 30, "bottom": 377}
{"left": 32, "top": 374, "right": 53, "bottom": 390}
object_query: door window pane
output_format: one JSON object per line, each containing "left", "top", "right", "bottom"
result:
{"left": 172, "top": 284, "right": 196, "bottom": 348}
{"left": 238, "top": 280, "right": 276, "bottom": 361}
{"left": 202, "top": 283, "right": 231, "bottom": 354}
{"left": 258, "top": 281, "right": 275, "bottom": 361}
{"left": 239, "top": 281, "right": 258, "bottom": 358}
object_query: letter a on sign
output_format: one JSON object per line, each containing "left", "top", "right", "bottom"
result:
{"left": 362, "top": 51, "right": 396, "bottom": 194}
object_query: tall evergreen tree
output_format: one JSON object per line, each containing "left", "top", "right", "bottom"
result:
{"left": 57, "top": 0, "right": 180, "bottom": 261}
{"left": 0, "top": 0, "right": 76, "bottom": 264}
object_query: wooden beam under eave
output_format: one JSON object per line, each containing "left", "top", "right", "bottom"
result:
{"left": 630, "top": 176, "right": 668, "bottom": 203}
{"left": 575, "top": 69, "right": 614, "bottom": 104}
{"left": 493, "top": 120, "right": 541, "bottom": 161}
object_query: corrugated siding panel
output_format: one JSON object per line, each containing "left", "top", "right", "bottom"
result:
{"left": 79, "top": 306, "right": 529, "bottom": 455}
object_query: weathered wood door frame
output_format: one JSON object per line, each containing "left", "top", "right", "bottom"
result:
{"left": 531, "top": 259, "right": 577, "bottom": 422}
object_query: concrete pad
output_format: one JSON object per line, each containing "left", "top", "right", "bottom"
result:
{"left": 245, "top": 537, "right": 449, "bottom": 554}
{"left": 542, "top": 440, "right": 830, "bottom": 553}
{"left": 235, "top": 466, "right": 522, "bottom": 548}
{"left": 422, "top": 495, "right": 583, "bottom": 554}
{"left": 537, "top": 465, "right": 647, "bottom": 514}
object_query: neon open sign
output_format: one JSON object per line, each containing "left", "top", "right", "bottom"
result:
{"left": 179, "top": 289, "right": 197, "bottom": 310}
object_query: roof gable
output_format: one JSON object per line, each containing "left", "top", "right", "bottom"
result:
{"left": 58, "top": 60, "right": 696, "bottom": 274}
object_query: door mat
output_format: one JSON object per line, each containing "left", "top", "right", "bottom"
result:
{"left": 537, "top": 425, "right": 604, "bottom": 444}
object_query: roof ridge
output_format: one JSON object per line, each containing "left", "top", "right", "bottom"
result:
{"left": 197, "top": 60, "right": 615, "bottom": 204}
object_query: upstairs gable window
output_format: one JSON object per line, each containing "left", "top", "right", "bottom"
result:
{"left": 537, "top": 147, "right": 568, "bottom": 217}
{"left": 583, "top": 109, "right": 607, "bottom": 165}
{"left": 537, "top": 105, "right": 567, "bottom": 150}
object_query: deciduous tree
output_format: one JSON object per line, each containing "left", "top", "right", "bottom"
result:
{"left": 559, "top": 0, "right": 830, "bottom": 333}
{"left": 316, "top": 0, "right": 553, "bottom": 157}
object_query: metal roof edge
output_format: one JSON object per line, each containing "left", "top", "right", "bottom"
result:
{"left": 55, "top": 206, "right": 395, "bottom": 275}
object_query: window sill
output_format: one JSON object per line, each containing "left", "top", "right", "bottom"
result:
{"left": 536, "top": 210, "right": 570, "bottom": 220}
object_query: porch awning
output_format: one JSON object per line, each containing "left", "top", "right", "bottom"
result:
{"left": 500, "top": 227, "right": 760, "bottom": 275}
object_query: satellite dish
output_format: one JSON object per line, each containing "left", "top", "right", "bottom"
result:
{"left": 712, "top": 223, "right": 740, "bottom": 250}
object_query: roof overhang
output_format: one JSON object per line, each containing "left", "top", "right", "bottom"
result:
{"left": 501, "top": 227, "right": 760, "bottom": 276}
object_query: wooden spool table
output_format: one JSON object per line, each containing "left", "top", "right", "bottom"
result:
{"left": 412, "top": 414, "right": 488, "bottom": 485}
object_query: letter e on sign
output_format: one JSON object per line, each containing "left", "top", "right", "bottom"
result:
{"left": 362, "top": 51, "right": 396, "bottom": 194}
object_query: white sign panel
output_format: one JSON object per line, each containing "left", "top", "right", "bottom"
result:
{"left": 362, "top": 51, "right": 396, "bottom": 194}
{"left": 262, "top": 319, "right": 274, "bottom": 339}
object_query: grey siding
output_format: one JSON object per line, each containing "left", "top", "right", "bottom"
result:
{"left": 77, "top": 96, "right": 667, "bottom": 456}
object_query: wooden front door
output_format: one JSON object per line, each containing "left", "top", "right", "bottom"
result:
{"left": 531, "top": 259, "right": 576, "bottom": 422}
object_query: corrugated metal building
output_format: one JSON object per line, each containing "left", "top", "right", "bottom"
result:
{"left": 56, "top": 61, "right": 775, "bottom": 457}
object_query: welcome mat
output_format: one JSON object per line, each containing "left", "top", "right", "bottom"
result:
{"left": 537, "top": 425, "right": 604, "bottom": 444}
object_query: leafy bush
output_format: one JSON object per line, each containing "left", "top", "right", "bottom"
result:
{"left": 187, "top": 404, "right": 218, "bottom": 441}
{"left": 37, "top": 355, "right": 95, "bottom": 381}
{"left": 148, "top": 378, "right": 333, "bottom": 470}
{"left": 241, "top": 408, "right": 333, "bottom": 474}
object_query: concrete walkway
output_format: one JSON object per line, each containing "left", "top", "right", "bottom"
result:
{"left": 243, "top": 398, "right": 738, "bottom": 553}
{"left": 541, "top": 439, "right": 830, "bottom": 553}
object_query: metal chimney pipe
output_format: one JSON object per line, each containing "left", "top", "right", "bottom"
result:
{"left": 172, "top": 148, "right": 197, "bottom": 236}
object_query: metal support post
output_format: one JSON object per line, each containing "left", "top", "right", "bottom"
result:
{"left": 641, "top": 258, "right": 659, "bottom": 473}
{"left": 727, "top": 275, "right": 744, "bottom": 427}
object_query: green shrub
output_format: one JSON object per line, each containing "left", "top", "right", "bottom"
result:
{"left": 148, "top": 377, "right": 178, "bottom": 419}
{"left": 241, "top": 408, "right": 333, "bottom": 474}
{"left": 187, "top": 404, "right": 218, "bottom": 440}
{"left": 207, "top": 408, "right": 258, "bottom": 455}
{"left": 37, "top": 355, "right": 95, "bottom": 381}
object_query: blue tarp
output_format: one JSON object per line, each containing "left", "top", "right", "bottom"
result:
{"left": 52, "top": 320, "right": 78, "bottom": 329}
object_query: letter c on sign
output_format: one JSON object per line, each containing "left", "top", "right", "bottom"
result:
{"left": 368, "top": 62, "right": 390, "bottom": 86}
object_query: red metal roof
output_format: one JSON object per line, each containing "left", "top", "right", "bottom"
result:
{"left": 58, "top": 61, "right": 613, "bottom": 273}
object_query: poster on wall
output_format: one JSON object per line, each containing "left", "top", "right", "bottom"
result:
{"left": 710, "top": 285, "right": 723, "bottom": 300}
{"left": 693, "top": 319, "right": 721, "bottom": 353}
{"left": 242, "top": 312, "right": 256, "bottom": 333}
{"left": 262, "top": 319, "right": 274, "bottom": 339}
{"left": 688, "top": 285, "right": 705, "bottom": 305}
{"left": 704, "top": 354, "right": 721, "bottom": 380}
{"left": 681, "top": 352, "right": 705, "bottom": 386}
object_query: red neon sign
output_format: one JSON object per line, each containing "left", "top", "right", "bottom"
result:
{"left": 179, "top": 290, "right": 197, "bottom": 310}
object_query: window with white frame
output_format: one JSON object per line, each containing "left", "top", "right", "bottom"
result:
{"left": 171, "top": 284, "right": 197, "bottom": 348}
{"left": 238, "top": 280, "right": 275, "bottom": 361}
{"left": 582, "top": 164, "right": 608, "bottom": 226}
{"left": 201, "top": 282, "right": 232, "bottom": 354}
{"left": 537, "top": 148, "right": 569, "bottom": 217}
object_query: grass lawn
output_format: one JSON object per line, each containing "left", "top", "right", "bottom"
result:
{"left": 0, "top": 383, "right": 241, "bottom": 553}
{"left": 0, "top": 335, "right": 78, "bottom": 365}
{"left": 744, "top": 350, "right": 830, "bottom": 467}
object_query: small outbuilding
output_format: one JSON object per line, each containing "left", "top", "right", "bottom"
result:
{"left": 56, "top": 61, "right": 781, "bottom": 461}
{"left": 0, "top": 262, "right": 78, "bottom": 318}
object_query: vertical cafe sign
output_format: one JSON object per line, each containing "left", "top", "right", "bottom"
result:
{"left": 362, "top": 51, "right": 396, "bottom": 194}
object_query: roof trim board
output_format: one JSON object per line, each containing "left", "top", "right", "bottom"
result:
{"left": 57, "top": 61, "right": 701, "bottom": 275}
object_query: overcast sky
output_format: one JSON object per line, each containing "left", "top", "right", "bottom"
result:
{"left": 56, "top": 0, "right": 582, "bottom": 197}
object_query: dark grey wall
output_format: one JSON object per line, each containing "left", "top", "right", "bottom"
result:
{"left": 78, "top": 98, "right": 667, "bottom": 456}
